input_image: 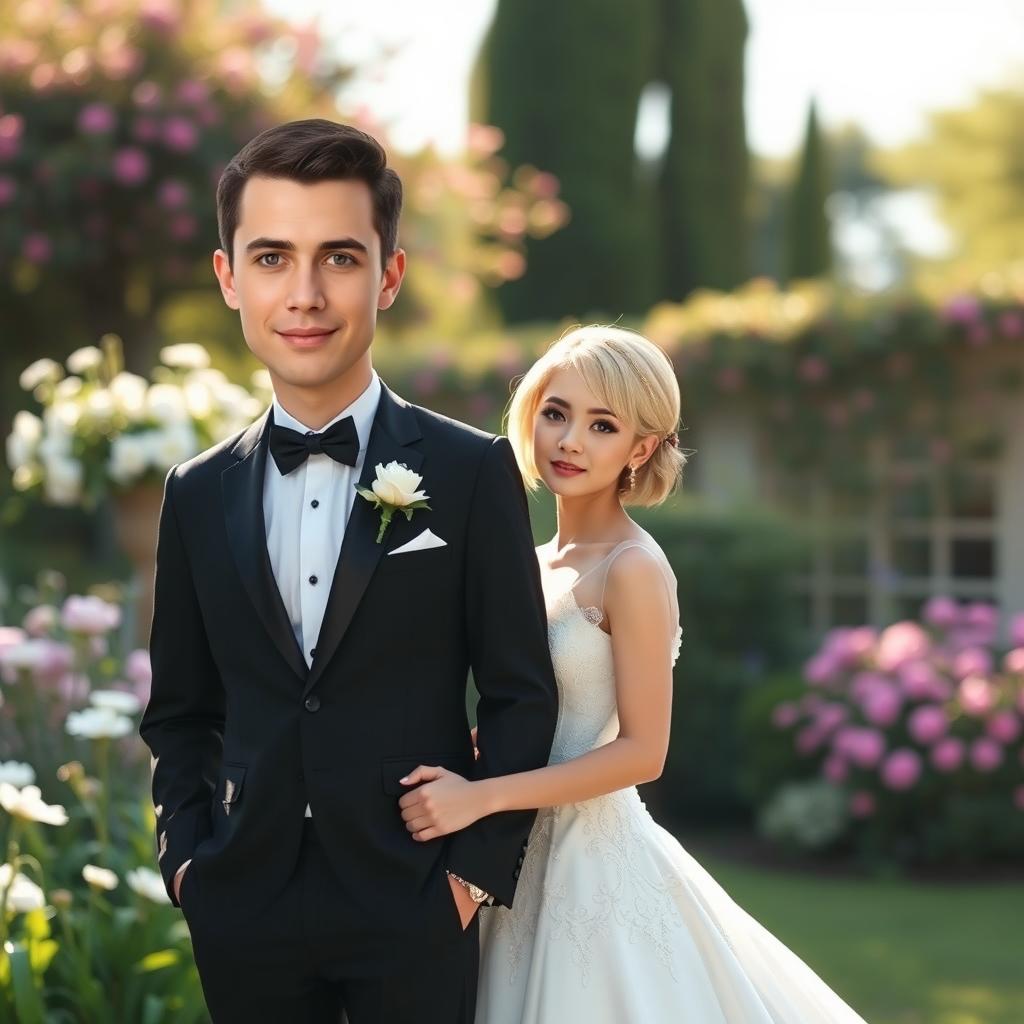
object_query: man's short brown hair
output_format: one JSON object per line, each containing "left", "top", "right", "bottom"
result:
{"left": 216, "top": 119, "right": 403, "bottom": 270}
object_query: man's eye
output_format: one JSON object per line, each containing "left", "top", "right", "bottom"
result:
{"left": 328, "top": 253, "right": 355, "bottom": 266}
{"left": 258, "top": 253, "right": 281, "bottom": 267}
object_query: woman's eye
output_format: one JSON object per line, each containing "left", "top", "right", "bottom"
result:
{"left": 540, "top": 407, "right": 564, "bottom": 422}
{"left": 592, "top": 420, "right": 617, "bottom": 434}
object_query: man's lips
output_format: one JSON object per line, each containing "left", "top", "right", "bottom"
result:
{"left": 276, "top": 327, "right": 336, "bottom": 347}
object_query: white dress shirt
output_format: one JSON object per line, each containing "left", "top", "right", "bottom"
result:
{"left": 263, "top": 370, "right": 382, "bottom": 818}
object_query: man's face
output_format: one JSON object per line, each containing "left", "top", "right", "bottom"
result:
{"left": 213, "top": 175, "right": 404, "bottom": 392}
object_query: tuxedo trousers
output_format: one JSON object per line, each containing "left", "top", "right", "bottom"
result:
{"left": 181, "top": 818, "right": 480, "bottom": 1023}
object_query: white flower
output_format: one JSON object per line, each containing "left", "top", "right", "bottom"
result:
{"left": 84, "top": 387, "right": 116, "bottom": 423}
{"left": 89, "top": 689, "right": 142, "bottom": 716}
{"left": 82, "top": 864, "right": 119, "bottom": 891}
{"left": 0, "top": 782, "right": 69, "bottom": 825}
{"left": 147, "top": 423, "right": 198, "bottom": 471}
{"left": 66, "top": 346, "right": 104, "bottom": 375}
{"left": 53, "top": 376, "right": 84, "bottom": 401}
{"left": 42, "top": 455, "right": 84, "bottom": 506}
{"left": 160, "top": 343, "right": 211, "bottom": 370}
{"left": 23, "top": 604, "right": 57, "bottom": 637}
{"left": 251, "top": 368, "right": 272, "bottom": 391}
{"left": 183, "top": 380, "right": 214, "bottom": 419}
{"left": 0, "top": 864, "right": 46, "bottom": 912}
{"left": 44, "top": 400, "right": 81, "bottom": 436}
{"left": 0, "top": 761, "right": 36, "bottom": 787}
{"left": 356, "top": 462, "right": 431, "bottom": 544}
{"left": 146, "top": 383, "right": 189, "bottom": 424}
{"left": 370, "top": 462, "right": 428, "bottom": 507}
{"left": 66, "top": 706, "right": 133, "bottom": 739}
{"left": 0, "top": 639, "right": 50, "bottom": 672}
{"left": 108, "top": 372, "right": 148, "bottom": 418}
{"left": 126, "top": 866, "right": 171, "bottom": 904}
{"left": 108, "top": 433, "right": 150, "bottom": 485}
{"left": 19, "top": 357, "right": 64, "bottom": 392}
{"left": 5, "top": 411, "right": 43, "bottom": 470}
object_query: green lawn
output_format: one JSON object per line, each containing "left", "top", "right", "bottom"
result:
{"left": 697, "top": 853, "right": 1024, "bottom": 1024}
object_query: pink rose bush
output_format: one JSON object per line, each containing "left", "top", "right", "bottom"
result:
{"left": 764, "top": 600, "right": 1024, "bottom": 864}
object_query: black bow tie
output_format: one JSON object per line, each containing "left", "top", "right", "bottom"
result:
{"left": 269, "top": 416, "right": 360, "bottom": 476}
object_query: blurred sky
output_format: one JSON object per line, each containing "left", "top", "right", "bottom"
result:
{"left": 264, "top": 0, "right": 1024, "bottom": 158}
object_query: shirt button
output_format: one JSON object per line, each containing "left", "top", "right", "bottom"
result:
{"left": 309, "top": 575, "right": 318, "bottom": 586}
{"left": 311, "top": 499, "right": 320, "bottom": 509}
{"left": 304, "top": 695, "right": 321, "bottom": 712}
{"left": 310, "top": 647, "right": 317, "bottom": 659}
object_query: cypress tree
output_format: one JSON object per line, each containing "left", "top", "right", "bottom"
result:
{"left": 785, "top": 100, "right": 833, "bottom": 281}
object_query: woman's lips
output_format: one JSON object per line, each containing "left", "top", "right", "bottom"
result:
{"left": 551, "top": 460, "right": 585, "bottom": 477}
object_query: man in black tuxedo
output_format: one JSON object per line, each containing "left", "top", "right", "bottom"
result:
{"left": 138, "top": 119, "right": 559, "bottom": 1023}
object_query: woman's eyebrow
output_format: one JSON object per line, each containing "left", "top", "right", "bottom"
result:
{"left": 543, "top": 395, "right": 618, "bottom": 417}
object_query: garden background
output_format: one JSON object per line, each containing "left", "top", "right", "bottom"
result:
{"left": 1, "top": 1, "right": 1023, "bottom": 1021}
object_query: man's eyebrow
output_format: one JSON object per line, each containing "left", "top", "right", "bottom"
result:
{"left": 245, "top": 237, "right": 369, "bottom": 254}
{"left": 543, "top": 395, "right": 618, "bottom": 417}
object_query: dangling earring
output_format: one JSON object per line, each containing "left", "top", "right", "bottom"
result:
{"left": 627, "top": 464, "right": 637, "bottom": 491}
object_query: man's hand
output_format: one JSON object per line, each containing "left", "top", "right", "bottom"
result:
{"left": 447, "top": 873, "right": 480, "bottom": 931}
{"left": 173, "top": 859, "right": 191, "bottom": 904}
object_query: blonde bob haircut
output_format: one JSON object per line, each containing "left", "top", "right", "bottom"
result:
{"left": 505, "top": 325, "right": 687, "bottom": 508}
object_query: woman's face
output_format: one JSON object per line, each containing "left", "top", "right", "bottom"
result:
{"left": 532, "top": 365, "right": 652, "bottom": 499}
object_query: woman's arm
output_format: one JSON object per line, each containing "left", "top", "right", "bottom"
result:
{"left": 399, "top": 547, "right": 675, "bottom": 841}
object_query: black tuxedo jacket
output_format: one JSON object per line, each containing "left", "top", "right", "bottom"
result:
{"left": 139, "top": 382, "right": 558, "bottom": 953}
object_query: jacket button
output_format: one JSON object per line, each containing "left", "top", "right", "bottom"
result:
{"left": 517, "top": 855, "right": 524, "bottom": 866}
{"left": 304, "top": 695, "right": 321, "bottom": 712}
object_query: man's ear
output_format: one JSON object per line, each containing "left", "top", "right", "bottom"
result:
{"left": 213, "top": 249, "right": 240, "bottom": 310}
{"left": 377, "top": 248, "right": 406, "bottom": 311}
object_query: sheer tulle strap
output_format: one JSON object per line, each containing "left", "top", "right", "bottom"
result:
{"left": 595, "top": 541, "right": 675, "bottom": 610}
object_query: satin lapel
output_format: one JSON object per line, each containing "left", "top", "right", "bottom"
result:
{"left": 221, "top": 410, "right": 308, "bottom": 682}
{"left": 302, "top": 385, "right": 423, "bottom": 698}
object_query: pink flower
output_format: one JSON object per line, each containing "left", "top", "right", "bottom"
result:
{"left": 908, "top": 705, "right": 949, "bottom": 745}
{"left": 0, "top": 175, "right": 15, "bottom": 205}
{"left": 999, "top": 312, "right": 1024, "bottom": 339}
{"left": 931, "top": 737, "right": 965, "bottom": 773}
{"left": 163, "top": 115, "right": 198, "bottom": 152}
{"left": 771, "top": 702, "right": 800, "bottom": 729}
{"left": 795, "top": 724, "right": 828, "bottom": 755}
{"left": 22, "top": 233, "right": 52, "bottom": 264}
{"left": 798, "top": 355, "right": 829, "bottom": 383}
{"left": 834, "top": 727, "right": 886, "bottom": 769}
{"left": 157, "top": 179, "right": 189, "bottom": 209}
{"left": 22, "top": 605, "right": 57, "bottom": 638}
{"left": 958, "top": 675, "right": 996, "bottom": 717}
{"left": 1004, "top": 648, "right": 1024, "bottom": 675}
{"left": 803, "top": 653, "right": 839, "bottom": 686}
{"left": 942, "top": 294, "right": 982, "bottom": 325}
{"left": 849, "top": 790, "right": 876, "bottom": 818}
{"left": 823, "top": 755, "right": 848, "bottom": 783}
{"left": 953, "top": 647, "right": 992, "bottom": 680}
{"left": 132, "top": 81, "right": 163, "bottom": 109}
{"left": 851, "top": 671, "right": 890, "bottom": 703}
{"left": 881, "top": 748, "right": 922, "bottom": 791}
{"left": 0, "top": 112, "right": 24, "bottom": 159}
{"left": 0, "top": 626, "right": 26, "bottom": 651}
{"left": 34, "top": 641, "right": 74, "bottom": 683}
{"left": 112, "top": 147, "right": 149, "bottom": 186}
{"left": 125, "top": 649, "right": 152, "bottom": 687}
{"left": 862, "top": 684, "right": 902, "bottom": 728}
{"left": 825, "top": 627, "right": 877, "bottom": 667}
{"left": 962, "top": 602, "right": 998, "bottom": 641}
{"left": 814, "top": 703, "right": 849, "bottom": 734}
{"left": 967, "top": 324, "right": 990, "bottom": 346}
{"left": 923, "top": 596, "right": 959, "bottom": 629}
{"left": 61, "top": 595, "right": 121, "bottom": 635}
{"left": 175, "top": 78, "right": 210, "bottom": 105}
{"left": 876, "top": 622, "right": 930, "bottom": 672}
{"left": 898, "top": 660, "right": 946, "bottom": 701}
{"left": 969, "top": 737, "right": 1003, "bottom": 773}
{"left": 77, "top": 103, "right": 115, "bottom": 135}
{"left": 1010, "top": 613, "right": 1024, "bottom": 648}
{"left": 986, "top": 711, "right": 1021, "bottom": 745}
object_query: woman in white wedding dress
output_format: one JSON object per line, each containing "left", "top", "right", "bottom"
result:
{"left": 399, "top": 326, "right": 869, "bottom": 1023}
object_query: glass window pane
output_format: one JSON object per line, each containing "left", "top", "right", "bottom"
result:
{"left": 830, "top": 593, "right": 869, "bottom": 626}
{"left": 891, "top": 537, "right": 932, "bottom": 577}
{"left": 888, "top": 475, "right": 932, "bottom": 520}
{"left": 951, "top": 538, "right": 995, "bottom": 579}
{"left": 949, "top": 470, "right": 996, "bottom": 519}
{"left": 830, "top": 533, "right": 869, "bottom": 575}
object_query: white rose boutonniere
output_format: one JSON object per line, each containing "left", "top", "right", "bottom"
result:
{"left": 356, "top": 461, "right": 431, "bottom": 543}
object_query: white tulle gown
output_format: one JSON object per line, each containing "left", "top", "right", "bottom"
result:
{"left": 475, "top": 539, "right": 868, "bottom": 1024}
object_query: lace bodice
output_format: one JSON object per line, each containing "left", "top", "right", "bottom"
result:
{"left": 538, "top": 540, "right": 682, "bottom": 766}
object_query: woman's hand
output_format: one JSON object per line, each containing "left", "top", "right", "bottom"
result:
{"left": 398, "top": 765, "right": 488, "bottom": 841}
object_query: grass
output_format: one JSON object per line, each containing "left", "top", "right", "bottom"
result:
{"left": 694, "top": 850, "right": 1024, "bottom": 1024}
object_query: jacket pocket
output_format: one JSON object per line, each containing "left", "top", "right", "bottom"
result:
{"left": 380, "top": 753, "right": 473, "bottom": 796}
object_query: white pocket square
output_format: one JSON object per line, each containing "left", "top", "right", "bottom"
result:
{"left": 387, "top": 528, "right": 447, "bottom": 556}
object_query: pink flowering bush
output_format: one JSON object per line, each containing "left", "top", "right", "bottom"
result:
{"left": 763, "top": 598, "right": 1024, "bottom": 865}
